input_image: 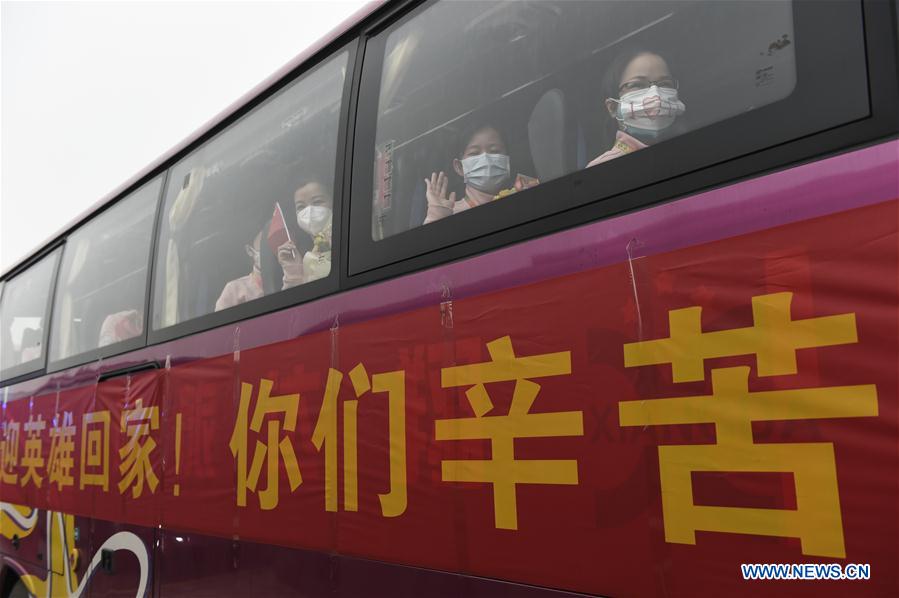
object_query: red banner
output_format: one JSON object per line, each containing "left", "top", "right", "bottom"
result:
{"left": 2, "top": 198, "right": 897, "bottom": 596}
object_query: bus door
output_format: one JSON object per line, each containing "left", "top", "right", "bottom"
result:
{"left": 86, "top": 366, "right": 160, "bottom": 598}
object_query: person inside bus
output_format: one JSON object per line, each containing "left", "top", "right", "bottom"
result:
{"left": 423, "top": 121, "right": 539, "bottom": 225}
{"left": 19, "top": 327, "right": 42, "bottom": 363}
{"left": 161, "top": 165, "right": 208, "bottom": 326}
{"left": 277, "top": 177, "right": 333, "bottom": 287}
{"left": 588, "top": 49, "right": 686, "bottom": 167}
{"left": 98, "top": 309, "right": 143, "bottom": 347}
{"left": 214, "top": 229, "right": 266, "bottom": 312}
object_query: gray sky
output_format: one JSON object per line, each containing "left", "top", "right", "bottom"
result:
{"left": 1, "top": 0, "right": 369, "bottom": 272}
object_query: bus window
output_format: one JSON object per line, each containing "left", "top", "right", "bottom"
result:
{"left": 364, "top": 0, "right": 796, "bottom": 240}
{"left": 151, "top": 51, "right": 348, "bottom": 330}
{"left": 0, "top": 249, "right": 59, "bottom": 379}
{"left": 48, "top": 177, "right": 162, "bottom": 364}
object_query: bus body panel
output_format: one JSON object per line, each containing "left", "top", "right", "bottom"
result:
{"left": 1, "top": 138, "right": 897, "bottom": 596}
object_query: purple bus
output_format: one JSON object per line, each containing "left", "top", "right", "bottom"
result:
{"left": 1, "top": 1, "right": 898, "bottom": 596}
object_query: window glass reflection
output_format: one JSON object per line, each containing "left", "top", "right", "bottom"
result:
{"left": 368, "top": 0, "right": 796, "bottom": 239}
{"left": 152, "top": 51, "right": 347, "bottom": 329}
{"left": 0, "top": 250, "right": 59, "bottom": 375}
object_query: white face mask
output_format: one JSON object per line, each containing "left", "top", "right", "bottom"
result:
{"left": 461, "top": 152, "right": 510, "bottom": 193}
{"left": 296, "top": 205, "right": 331, "bottom": 236}
{"left": 613, "top": 85, "right": 685, "bottom": 134}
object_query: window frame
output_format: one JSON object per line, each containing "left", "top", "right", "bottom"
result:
{"left": 346, "top": 0, "right": 887, "bottom": 281}
{"left": 46, "top": 175, "right": 167, "bottom": 374}
{"left": 145, "top": 39, "right": 361, "bottom": 348}
{"left": 0, "top": 245, "right": 63, "bottom": 383}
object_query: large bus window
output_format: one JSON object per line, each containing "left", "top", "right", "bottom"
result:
{"left": 0, "top": 249, "right": 59, "bottom": 379}
{"left": 152, "top": 51, "right": 348, "bottom": 330}
{"left": 363, "top": 0, "right": 796, "bottom": 240}
{"left": 49, "top": 177, "right": 162, "bottom": 364}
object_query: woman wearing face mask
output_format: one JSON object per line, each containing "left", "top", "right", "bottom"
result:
{"left": 588, "top": 49, "right": 686, "bottom": 167}
{"left": 277, "top": 178, "right": 333, "bottom": 287}
{"left": 423, "top": 122, "right": 538, "bottom": 224}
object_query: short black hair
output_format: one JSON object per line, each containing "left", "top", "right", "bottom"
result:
{"left": 601, "top": 46, "right": 671, "bottom": 104}
{"left": 455, "top": 113, "right": 508, "bottom": 158}
{"left": 287, "top": 166, "right": 333, "bottom": 199}
{"left": 293, "top": 176, "right": 332, "bottom": 198}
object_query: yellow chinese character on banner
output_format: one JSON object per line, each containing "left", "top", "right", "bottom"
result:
{"left": 619, "top": 292, "right": 878, "bottom": 558}
{"left": 118, "top": 399, "right": 160, "bottom": 498}
{"left": 435, "top": 336, "right": 583, "bottom": 530}
{"left": 0, "top": 420, "right": 21, "bottom": 485}
{"left": 80, "top": 411, "right": 110, "bottom": 490}
{"left": 311, "top": 365, "right": 407, "bottom": 516}
{"left": 20, "top": 415, "right": 45, "bottom": 488}
{"left": 48, "top": 412, "right": 76, "bottom": 491}
{"left": 229, "top": 379, "right": 302, "bottom": 510}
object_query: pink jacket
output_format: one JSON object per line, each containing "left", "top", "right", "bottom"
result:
{"left": 215, "top": 271, "right": 264, "bottom": 312}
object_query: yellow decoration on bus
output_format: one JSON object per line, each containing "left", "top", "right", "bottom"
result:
{"left": 21, "top": 415, "right": 46, "bottom": 488}
{"left": 436, "top": 336, "right": 583, "bottom": 530}
{"left": 624, "top": 292, "right": 857, "bottom": 382}
{"left": 79, "top": 410, "right": 110, "bottom": 491}
{"left": 49, "top": 412, "right": 77, "bottom": 490}
{"left": 118, "top": 399, "right": 160, "bottom": 498}
{"left": 313, "top": 365, "right": 408, "bottom": 517}
{"left": 230, "top": 379, "right": 302, "bottom": 510}
{"left": 619, "top": 292, "right": 878, "bottom": 558}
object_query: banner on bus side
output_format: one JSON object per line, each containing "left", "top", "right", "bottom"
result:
{"left": 1, "top": 198, "right": 896, "bottom": 597}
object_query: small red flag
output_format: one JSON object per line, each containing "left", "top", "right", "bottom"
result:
{"left": 267, "top": 203, "right": 292, "bottom": 255}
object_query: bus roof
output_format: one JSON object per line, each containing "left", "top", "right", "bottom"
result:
{"left": 1, "top": 1, "right": 384, "bottom": 281}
